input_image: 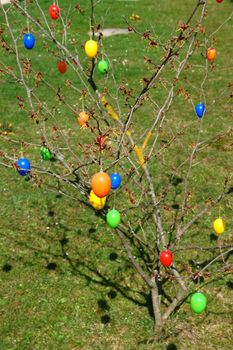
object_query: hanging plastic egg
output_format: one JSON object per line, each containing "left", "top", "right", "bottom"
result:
{"left": 84, "top": 40, "right": 98, "bottom": 59}
{"left": 92, "top": 172, "right": 111, "bottom": 198}
{"left": 216, "top": 0, "right": 223, "bottom": 3}
{"left": 195, "top": 103, "right": 205, "bottom": 118}
{"left": 98, "top": 59, "right": 109, "bottom": 74}
{"left": 213, "top": 217, "right": 225, "bottom": 235}
{"left": 89, "top": 190, "right": 106, "bottom": 210}
{"left": 16, "top": 157, "right": 31, "bottom": 176}
{"left": 110, "top": 173, "right": 121, "bottom": 190}
{"left": 58, "top": 61, "right": 67, "bottom": 74}
{"left": 77, "top": 111, "right": 90, "bottom": 128}
{"left": 160, "top": 250, "right": 173, "bottom": 267}
{"left": 40, "top": 146, "right": 52, "bottom": 161}
{"left": 106, "top": 209, "right": 121, "bottom": 228}
{"left": 23, "top": 34, "right": 35, "bottom": 50}
{"left": 190, "top": 292, "right": 207, "bottom": 314}
{"left": 206, "top": 47, "right": 217, "bottom": 61}
{"left": 49, "top": 4, "right": 60, "bottom": 20}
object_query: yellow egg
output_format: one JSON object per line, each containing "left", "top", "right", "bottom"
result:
{"left": 213, "top": 218, "right": 225, "bottom": 235}
{"left": 84, "top": 40, "right": 98, "bottom": 59}
{"left": 89, "top": 190, "right": 106, "bottom": 210}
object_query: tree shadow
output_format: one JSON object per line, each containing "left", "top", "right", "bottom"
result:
{"left": 227, "top": 281, "right": 233, "bottom": 290}
{"left": 109, "top": 252, "right": 118, "bottom": 261}
{"left": 101, "top": 315, "right": 111, "bottom": 325}
{"left": 57, "top": 233, "right": 176, "bottom": 319}
{"left": 2, "top": 263, "right": 12, "bottom": 272}
{"left": 46, "top": 262, "right": 57, "bottom": 270}
{"left": 97, "top": 299, "right": 110, "bottom": 311}
{"left": 56, "top": 231, "right": 161, "bottom": 322}
{"left": 7, "top": 199, "right": 231, "bottom": 330}
{"left": 209, "top": 233, "right": 218, "bottom": 242}
{"left": 12, "top": 213, "right": 157, "bottom": 319}
{"left": 60, "top": 243, "right": 149, "bottom": 309}
{"left": 108, "top": 290, "right": 117, "bottom": 299}
{"left": 167, "top": 344, "right": 177, "bottom": 350}
{"left": 97, "top": 299, "right": 112, "bottom": 325}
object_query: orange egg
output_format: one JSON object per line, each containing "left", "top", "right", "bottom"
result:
{"left": 91, "top": 172, "right": 111, "bottom": 198}
{"left": 77, "top": 111, "right": 90, "bottom": 128}
{"left": 206, "top": 47, "right": 217, "bottom": 61}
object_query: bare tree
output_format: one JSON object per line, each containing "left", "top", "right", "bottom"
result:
{"left": 0, "top": 0, "right": 232, "bottom": 331}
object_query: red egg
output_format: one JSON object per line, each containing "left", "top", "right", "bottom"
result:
{"left": 216, "top": 0, "right": 223, "bottom": 3}
{"left": 160, "top": 250, "right": 173, "bottom": 267}
{"left": 49, "top": 4, "right": 60, "bottom": 20}
{"left": 58, "top": 61, "right": 67, "bottom": 74}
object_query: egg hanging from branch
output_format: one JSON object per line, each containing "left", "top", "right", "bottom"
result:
{"left": 213, "top": 217, "right": 225, "bottom": 235}
{"left": 58, "top": 61, "right": 67, "bottom": 74}
{"left": 89, "top": 190, "right": 106, "bottom": 210}
{"left": 92, "top": 172, "right": 111, "bottom": 198}
{"left": 16, "top": 158, "right": 31, "bottom": 176}
{"left": 85, "top": 40, "right": 98, "bottom": 59}
{"left": 160, "top": 250, "right": 173, "bottom": 267}
{"left": 206, "top": 47, "right": 217, "bottom": 61}
{"left": 191, "top": 292, "right": 207, "bottom": 314}
{"left": 106, "top": 209, "right": 121, "bottom": 228}
{"left": 195, "top": 103, "right": 205, "bottom": 119}
{"left": 49, "top": 4, "right": 60, "bottom": 20}
{"left": 98, "top": 59, "right": 109, "bottom": 74}
{"left": 77, "top": 111, "right": 90, "bottom": 128}
{"left": 23, "top": 34, "right": 35, "bottom": 50}
{"left": 40, "top": 146, "right": 52, "bottom": 161}
{"left": 110, "top": 173, "right": 121, "bottom": 190}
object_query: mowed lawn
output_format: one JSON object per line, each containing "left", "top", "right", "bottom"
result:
{"left": 0, "top": 0, "right": 233, "bottom": 349}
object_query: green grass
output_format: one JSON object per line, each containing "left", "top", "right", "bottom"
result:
{"left": 0, "top": 0, "right": 233, "bottom": 349}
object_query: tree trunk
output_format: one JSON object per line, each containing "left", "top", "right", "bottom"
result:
{"left": 151, "top": 283, "right": 163, "bottom": 331}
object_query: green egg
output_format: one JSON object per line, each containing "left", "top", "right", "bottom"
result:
{"left": 98, "top": 59, "right": 109, "bottom": 74}
{"left": 190, "top": 292, "right": 207, "bottom": 314}
{"left": 40, "top": 146, "right": 52, "bottom": 161}
{"left": 106, "top": 209, "right": 121, "bottom": 228}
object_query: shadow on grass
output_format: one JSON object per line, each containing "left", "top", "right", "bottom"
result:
{"left": 209, "top": 233, "right": 218, "bottom": 242}
{"left": 227, "top": 281, "right": 233, "bottom": 289}
{"left": 12, "top": 215, "right": 157, "bottom": 322}
{"left": 97, "top": 299, "right": 110, "bottom": 311}
{"left": 59, "top": 240, "right": 153, "bottom": 314}
{"left": 2, "top": 263, "right": 12, "bottom": 272}
{"left": 46, "top": 262, "right": 57, "bottom": 270}
{"left": 167, "top": 344, "right": 177, "bottom": 350}
{"left": 101, "top": 314, "right": 111, "bottom": 325}
{"left": 6, "top": 198, "right": 232, "bottom": 332}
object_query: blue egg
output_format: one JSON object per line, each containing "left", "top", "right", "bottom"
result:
{"left": 195, "top": 103, "right": 205, "bottom": 119}
{"left": 110, "top": 173, "right": 121, "bottom": 190}
{"left": 23, "top": 34, "right": 35, "bottom": 50}
{"left": 16, "top": 158, "right": 31, "bottom": 176}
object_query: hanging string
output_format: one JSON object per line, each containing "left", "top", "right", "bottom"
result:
{"left": 99, "top": 148, "right": 103, "bottom": 172}
{"left": 81, "top": 93, "right": 84, "bottom": 112}
{"left": 25, "top": 0, "right": 30, "bottom": 33}
{"left": 20, "top": 140, "right": 24, "bottom": 158}
{"left": 112, "top": 163, "right": 117, "bottom": 210}
{"left": 218, "top": 205, "right": 222, "bottom": 218}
